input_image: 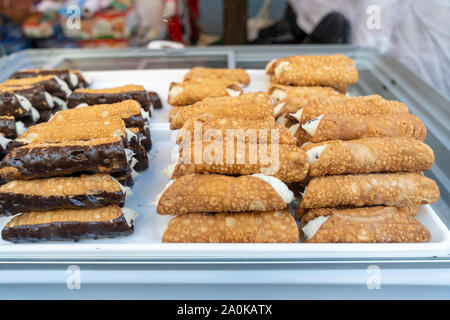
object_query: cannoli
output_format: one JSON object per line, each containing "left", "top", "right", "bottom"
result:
{"left": 0, "top": 87, "right": 40, "bottom": 122}
{"left": 156, "top": 174, "right": 295, "bottom": 215}
{"left": 168, "top": 79, "right": 243, "bottom": 106}
{"left": 171, "top": 141, "right": 309, "bottom": 182}
{"left": 299, "top": 173, "right": 440, "bottom": 209}
{"left": 298, "top": 112, "right": 426, "bottom": 145}
{"left": 268, "top": 84, "right": 341, "bottom": 102}
{"left": 265, "top": 54, "right": 358, "bottom": 93}
{"left": 0, "top": 174, "right": 129, "bottom": 216}
{"left": 10, "top": 69, "right": 82, "bottom": 90}
{"left": 183, "top": 67, "right": 250, "bottom": 87}
{"left": 0, "top": 137, "right": 132, "bottom": 181}
{"left": 170, "top": 97, "right": 274, "bottom": 130}
{"left": 1, "top": 205, "right": 137, "bottom": 243}
{"left": 0, "top": 84, "right": 54, "bottom": 111}
{"left": 0, "top": 116, "right": 17, "bottom": 139}
{"left": 148, "top": 91, "right": 162, "bottom": 109}
{"left": 177, "top": 116, "right": 296, "bottom": 145}
{"left": 162, "top": 210, "right": 298, "bottom": 243}
{"left": 70, "top": 69, "right": 92, "bottom": 88}
{"left": 67, "top": 85, "right": 152, "bottom": 112}
{"left": 1, "top": 75, "right": 71, "bottom": 99}
{"left": 303, "top": 137, "right": 434, "bottom": 177}
{"left": 299, "top": 206, "right": 430, "bottom": 243}
{"left": 111, "top": 170, "right": 135, "bottom": 188}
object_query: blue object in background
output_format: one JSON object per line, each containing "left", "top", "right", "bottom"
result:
{"left": 0, "top": 15, "right": 32, "bottom": 56}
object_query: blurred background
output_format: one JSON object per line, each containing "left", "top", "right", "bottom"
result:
{"left": 0, "top": 0, "right": 448, "bottom": 96}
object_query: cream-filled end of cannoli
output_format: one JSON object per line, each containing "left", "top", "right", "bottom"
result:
{"left": 271, "top": 89, "right": 287, "bottom": 102}
{"left": 252, "top": 174, "right": 295, "bottom": 204}
{"left": 141, "top": 109, "right": 150, "bottom": 122}
{"left": 276, "top": 114, "right": 288, "bottom": 126}
{"left": 69, "top": 72, "right": 79, "bottom": 87}
{"left": 306, "top": 144, "right": 328, "bottom": 165}
{"left": 163, "top": 163, "right": 177, "bottom": 179}
{"left": 15, "top": 94, "right": 39, "bottom": 122}
{"left": 0, "top": 134, "right": 11, "bottom": 150}
{"left": 75, "top": 103, "right": 88, "bottom": 108}
{"left": 288, "top": 123, "right": 300, "bottom": 136}
{"left": 273, "top": 102, "right": 285, "bottom": 117}
{"left": 54, "top": 96, "right": 68, "bottom": 110}
{"left": 15, "top": 121, "right": 26, "bottom": 137}
{"left": 289, "top": 109, "right": 303, "bottom": 122}
{"left": 274, "top": 61, "right": 290, "bottom": 77}
{"left": 302, "top": 215, "right": 329, "bottom": 241}
{"left": 44, "top": 92, "right": 55, "bottom": 108}
{"left": 110, "top": 175, "right": 132, "bottom": 197}
{"left": 54, "top": 76, "right": 72, "bottom": 97}
{"left": 122, "top": 207, "right": 138, "bottom": 227}
{"left": 302, "top": 114, "right": 324, "bottom": 136}
{"left": 152, "top": 180, "right": 175, "bottom": 206}
{"left": 226, "top": 88, "right": 241, "bottom": 97}
{"left": 169, "top": 85, "right": 183, "bottom": 101}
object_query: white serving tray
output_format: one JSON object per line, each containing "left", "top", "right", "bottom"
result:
{"left": 0, "top": 69, "right": 449, "bottom": 261}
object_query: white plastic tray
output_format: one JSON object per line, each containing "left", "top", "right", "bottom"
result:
{"left": 0, "top": 69, "right": 449, "bottom": 261}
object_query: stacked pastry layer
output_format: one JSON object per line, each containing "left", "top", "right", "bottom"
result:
{"left": 266, "top": 54, "right": 440, "bottom": 243}
{"left": 160, "top": 67, "right": 304, "bottom": 243}
{"left": 0, "top": 98, "right": 157, "bottom": 242}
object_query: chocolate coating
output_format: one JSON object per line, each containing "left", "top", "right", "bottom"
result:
{"left": 68, "top": 90, "right": 151, "bottom": 112}
{"left": 148, "top": 91, "right": 162, "bottom": 109}
{"left": 0, "top": 117, "right": 16, "bottom": 138}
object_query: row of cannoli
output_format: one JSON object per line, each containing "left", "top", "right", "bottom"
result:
{"left": 265, "top": 54, "right": 440, "bottom": 243}
{"left": 0, "top": 98, "right": 157, "bottom": 243}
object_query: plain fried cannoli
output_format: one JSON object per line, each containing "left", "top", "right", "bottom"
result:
{"left": 266, "top": 54, "right": 358, "bottom": 93}
{"left": 183, "top": 67, "right": 250, "bottom": 87}
{"left": 0, "top": 137, "right": 132, "bottom": 181}
{"left": 268, "top": 84, "right": 341, "bottom": 102}
{"left": 168, "top": 79, "right": 243, "bottom": 106}
{"left": 67, "top": 85, "right": 152, "bottom": 112}
{"left": 10, "top": 69, "right": 83, "bottom": 89}
{"left": 300, "top": 206, "right": 430, "bottom": 243}
{"left": 1, "top": 205, "right": 137, "bottom": 243}
{"left": 163, "top": 210, "right": 299, "bottom": 243}
{"left": 302, "top": 137, "right": 434, "bottom": 177}
{"left": 177, "top": 116, "right": 295, "bottom": 145}
{"left": 170, "top": 99, "right": 274, "bottom": 130}
{"left": 171, "top": 142, "right": 309, "bottom": 182}
{"left": 300, "top": 173, "right": 440, "bottom": 209}
{"left": 1, "top": 75, "right": 71, "bottom": 99}
{"left": 0, "top": 174, "right": 128, "bottom": 216}
{"left": 299, "top": 112, "right": 427, "bottom": 145}
{"left": 156, "top": 174, "right": 295, "bottom": 215}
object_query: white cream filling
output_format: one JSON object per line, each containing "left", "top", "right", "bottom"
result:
{"left": 265, "top": 58, "right": 276, "bottom": 73}
{"left": 251, "top": 174, "right": 295, "bottom": 204}
{"left": 54, "top": 96, "right": 68, "bottom": 110}
{"left": 44, "top": 92, "right": 54, "bottom": 109}
{"left": 15, "top": 121, "right": 26, "bottom": 136}
{"left": 110, "top": 175, "right": 132, "bottom": 197}
{"left": 152, "top": 180, "right": 175, "bottom": 206}
{"left": 79, "top": 71, "right": 92, "bottom": 85}
{"left": 306, "top": 144, "right": 328, "bottom": 165}
{"left": 131, "top": 168, "right": 140, "bottom": 180}
{"left": 130, "top": 157, "right": 138, "bottom": 170}
{"left": 273, "top": 102, "right": 285, "bottom": 117}
{"left": 15, "top": 94, "right": 32, "bottom": 112}
{"left": 125, "top": 148, "right": 135, "bottom": 163}
{"left": 125, "top": 128, "right": 136, "bottom": 140}
{"left": 0, "top": 134, "right": 11, "bottom": 150}
{"left": 271, "top": 89, "right": 287, "bottom": 102}
{"left": 226, "top": 88, "right": 241, "bottom": 97}
{"left": 54, "top": 76, "right": 72, "bottom": 98}
{"left": 274, "top": 61, "right": 290, "bottom": 77}
{"left": 300, "top": 186, "right": 307, "bottom": 199}
{"left": 289, "top": 108, "right": 303, "bottom": 122}
{"left": 74, "top": 103, "right": 88, "bottom": 109}
{"left": 276, "top": 114, "right": 288, "bottom": 126}
{"left": 121, "top": 207, "right": 138, "bottom": 228}
{"left": 288, "top": 123, "right": 300, "bottom": 136}
{"left": 169, "top": 85, "right": 183, "bottom": 101}
{"left": 140, "top": 109, "right": 150, "bottom": 122}
{"left": 69, "top": 72, "right": 79, "bottom": 87}
{"left": 302, "top": 115, "right": 324, "bottom": 137}
{"left": 162, "top": 163, "right": 176, "bottom": 179}
{"left": 302, "top": 216, "right": 330, "bottom": 240}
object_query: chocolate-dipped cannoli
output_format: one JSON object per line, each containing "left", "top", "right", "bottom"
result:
{"left": 299, "top": 206, "right": 430, "bottom": 243}
{"left": 70, "top": 70, "right": 92, "bottom": 88}
{"left": 268, "top": 84, "right": 341, "bottom": 103}
{"left": 302, "top": 137, "right": 434, "bottom": 177}
{"left": 0, "top": 116, "right": 17, "bottom": 139}
{"left": 10, "top": 69, "right": 82, "bottom": 90}
{"left": 266, "top": 54, "right": 358, "bottom": 93}
{"left": 170, "top": 142, "right": 309, "bottom": 182}
{"left": 67, "top": 85, "right": 152, "bottom": 112}
{"left": 0, "top": 88, "right": 40, "bottom": 122}
{"left": 170, "top": 97, "right": 274, "bottom": 130}
{"left": 111, "top": 170, "right": 135, "bottom": 188}
{"left": 183, "top": 67, "right": 251, "bottom": 87}
{"left": 168, "top": 79, "right": 243, "bottom": 106}
{"left": 0, "top": 174, "right": 129, "bottom": 216}
{"left": 298, "top": 112, "right": 426, "bottom": 145}
{"left": 1, "top": 205, "right": 137, "bottom": 243}
{"left": 129, "top": 127, "right": 152, "bottom": 152}
{"left": 155, "top": 174, "right": 295, "bottom": 215}
{"left": 177, "top": 116, "right": 296, "bottom": 145}
{"left": 163, "top": 210, "right": 298, "bottom": 243}
{"left": 0, "top": 84, "right": 54, "bottom": 111}
{"left": 300, "top": 173, "right": 440, "bottom": 209}
{"left": 1, "top": 75, "right": 71, "bottom": 99}
{"left": 148, "top": 91, "right": 162, "bottom": 109}
{"left": 0, "top": 137, "right": 132, "bottom": 181}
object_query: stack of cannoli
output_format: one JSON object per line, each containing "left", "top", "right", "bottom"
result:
{"left": 0, "top": 99, "right": 158, "bottom": 242}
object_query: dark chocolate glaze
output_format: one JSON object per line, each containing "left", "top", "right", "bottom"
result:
{"left": 148, "top": 91, "right": 162, "bottom": 109}
{"left": 0, "top": 140, "right": 130, "bottom": 180}
{"left": 67, "top": 90, "right": 151, "bottom": 112}
{"left": 4, "top": 77, "right": 69, "bottom": 99}
{"left": 0, "top": 117, "right": 16, "bottom": 138}
{"left": 0, "top": 190, "right": 124, "bottom": 216}
{"left": 2, "top": 214, "right": 134, "bottom": 243}
{"left": 0, "top": 91, "right": 34, "bottom": 118}
{"left": 11, "top": 69, "right": 78, "bottom": 90}
{"left": 4, "top": 85, "right": 51, "bottom": 110}
{"left": 111, "top": 170, "right": 134, "bottom": 187}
